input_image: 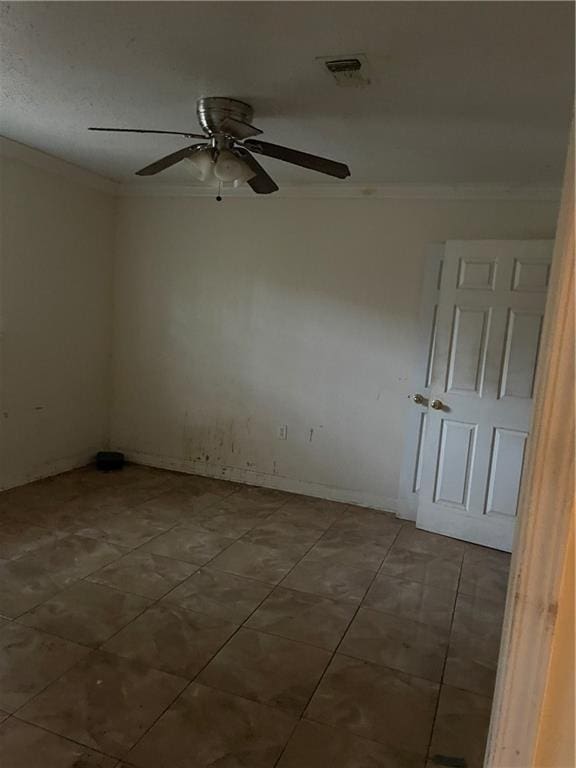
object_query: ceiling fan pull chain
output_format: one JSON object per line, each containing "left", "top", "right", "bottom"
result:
{"left": 216, "top": 181, "right": 223, "bottom": 202}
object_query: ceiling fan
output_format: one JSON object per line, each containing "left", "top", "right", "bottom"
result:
{"left": 89, "top": 97, "right": 351, "bottom": 198}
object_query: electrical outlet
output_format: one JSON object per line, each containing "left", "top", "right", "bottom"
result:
{"left": 278, "top": 425, "right": 288, "bottom": 440}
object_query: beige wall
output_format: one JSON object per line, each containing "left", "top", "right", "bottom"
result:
{"left": 0, "top": 143, "right": 115, "bottom": 488}
{"left": 111, "top": 194, "right": 558, "bottom": 510}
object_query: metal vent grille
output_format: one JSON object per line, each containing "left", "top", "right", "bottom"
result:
{"left": 318, "top": 54, "right": 371, "bottom": 87}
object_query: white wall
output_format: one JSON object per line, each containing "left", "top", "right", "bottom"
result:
{"left": 0, "top": 140, "right": 115, "bottom": 489}
{"left": 111, "top": 194, "right": 558, "bottom": 511}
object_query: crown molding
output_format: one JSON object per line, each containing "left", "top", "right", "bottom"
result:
{"left": 1, "top": 136, "right": 560, "bottom": 202}
{"left": 0, "top": 136, "right": 117, "bottom": 195}
{"left": 118, "top": 181, "right": 561, "bottom": 201}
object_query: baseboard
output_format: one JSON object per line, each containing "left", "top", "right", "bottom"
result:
{"left": 0, "top": 450, "right": 96, "bottom": 492}
{"left": 396, "top": 497, "right": 417, "bottom": 522}
{"left": 121, "top": 450, "right": 399, "bottom": 514}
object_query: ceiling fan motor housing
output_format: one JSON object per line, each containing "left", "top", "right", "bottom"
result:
{"left": 197, "top": 97, "right": 254, "bottom": 136}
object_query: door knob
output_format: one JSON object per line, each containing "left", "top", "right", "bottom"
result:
{"left": 411, "top": 393, "right": 425, "bottom": 405}
{"left": 430, "top": 399, "right": 445, "bottom": 410}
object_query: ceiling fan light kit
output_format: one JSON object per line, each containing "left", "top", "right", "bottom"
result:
{"left": 89, "top": 96, "right": 351, "bottom": 200}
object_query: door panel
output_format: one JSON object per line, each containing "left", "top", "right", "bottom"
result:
{"left": 457, "top": 256, "right": 497, "bottom": 290}
{"left": 511, "top": 258, "right": 550, "bottom": 292}
{"left": 485, "top": 428, "right": 528, "bottom": 517}
{"left": 416, "top": 240, "right": 552, "bottom": 551}
{"left": 434, "top": 420, "right": 477, "bottom": 508}
{"left": 446, "top": 306, "right": 491, "bottom": 395}
{"left": 425, "top": 304, "right": 439, "bottom": 388}
{"left": 499, "top": 310, "right": 544, "bottom": 399}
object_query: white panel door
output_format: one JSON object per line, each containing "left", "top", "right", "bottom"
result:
{"left": 416, "top": 240, "right": 552, "bottom": 551}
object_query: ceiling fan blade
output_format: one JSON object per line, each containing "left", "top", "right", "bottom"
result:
{"left": 233, "top": 147, "right": 279, "bottom": 194}
{"left": 89, "top": 127, "right": 205, "bottom": 139}
{"left": 243, "top": 139, "right": 350, "bottom": 179}
{"left": 219, "top": 117, "right": 263, "bottom": 140}
{"left": 135, "top": 143, "right": 207, "bottom": 176}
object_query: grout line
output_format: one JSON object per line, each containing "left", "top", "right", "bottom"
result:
{"left": 96, "top": 491, "right": 300, "bottom": 760}
{"left": 3, "top": 468, "right": 500, "bottom": 766}
{"left": 3, "top": 478, "right": 256, "bottom": 735}
{"left": 7, "top": 714, "right": 121, "bottom": 763}
{"left": 110, "top": 501, "right": 369, "bottom": 761}
{"left": 270, "top": 522, "right": 405, "bottom": 767}
{"left": 424, "top": 551, "right": 464, "bottom": 763}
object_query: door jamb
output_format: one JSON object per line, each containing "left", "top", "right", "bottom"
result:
{"left": 485, "top": 131, "right": 574, "bottom": 765}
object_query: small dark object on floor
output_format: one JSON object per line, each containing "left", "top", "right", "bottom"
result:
{"left": 432, "top": 756, "right": 467, "bottom": 767}
{"left": 96, "top": 451, "right": 125, "bottom": 471}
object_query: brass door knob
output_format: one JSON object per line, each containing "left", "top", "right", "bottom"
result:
{"left": 411, "top": 393, "right": 425, "bottom": 405}
{"left": 430, "top": 399, "right": 445, "bottom": 410}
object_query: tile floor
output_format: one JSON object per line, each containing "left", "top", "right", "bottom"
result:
{"left": 0, "top": 464, "right": 511, "bottom": 767}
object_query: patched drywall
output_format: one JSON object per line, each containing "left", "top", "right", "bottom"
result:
{"left": 111, "top": 194, "right": 558, "bottom": 511}
{"left": 0, "top": 141, "right": 115, "bottom": 488}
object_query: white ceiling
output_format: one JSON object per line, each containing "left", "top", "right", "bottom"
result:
{"left": 0, "top": 1, "right": 573, "bottom": 186}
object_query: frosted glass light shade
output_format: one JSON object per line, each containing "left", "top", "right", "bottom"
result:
{"left": 185, "top": 149, "right": 217, "bottom": 183}
{"left": 214, "top": 150, "right": 255, "bottom": 183}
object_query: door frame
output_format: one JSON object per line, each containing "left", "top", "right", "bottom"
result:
{"left": 485, "top": 132, "right": 574, "bottom": 765}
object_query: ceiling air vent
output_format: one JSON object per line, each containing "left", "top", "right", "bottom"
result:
{"left": 318, "top": 54, "right": 371, "bottom": 87}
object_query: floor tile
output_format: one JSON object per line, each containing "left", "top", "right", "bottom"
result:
{"left": 281, "top": 558, "right": 374, "bottom": 603}
{"left": 139, "top": 523, "right": 237, "bottom": 564}
{"left": 199, "top": 627, "right": 331, "bottom": 715}
{"left": 340, "top": 607, "right": 448, "bottom": 682}
{"left": 245, "top": 587, "right": 356, "bottom": 650}
{"left": 363, "top": 574, "right": 456, "bottom": 631}
{"left": 74, "top": 508, "right": 174, "bottom": 549}
{"left": 392, "top": 526, "right": 466, "bottom": 561}
{"left": 379, "top": 547, "right": 460, "bottom": 592}
{"left": 287, "top": 495, "right": 349, "bottom": 515}
{"left": 464, "top": 544, "right": 511, "bottom": 572}
{"left": 443, "top": 593, "right": 504, "bottom": 696}
{"left": 459, "top": 559, "right": 510, "bottom": 604}
{"left": 331, "top": 508, "right": 402, "bottom": 538}
{"left": 18, "top": 651, "right": 186, "bottom": 758}
{"left": 135, "top": 489, "right": 221, "bottom": 524}
{"left": 305, "top": 528, "right": 395, "bottom": 571}
{"left": 233, "top": 485, "right": 293, "bottom": 507}
{"left": 450, "top": 592, "right": 505, "bottom": 651}
{"left": 214, "top": 492, "right": 285, "bottom": 517}
{"left": 428, "top": 685, "right": 492, "bottom": 768}
{"left": 306, "top": 654, "right": 439, "bottom": 755}
{"left": 73, "top": 488, "right": 159, "bottom": 517}
{"left": 22, "top": 535, "right": 127, "bottom": 588}
{"left": 277, "top": 719, "right": 423, "bottom": 768}
{"left": 103, "top": 603, "right": 237, "bottom": 678}
{"left": 87, "top": 551, "right": 197, "bottom": 599}
{"left": 0, "top": 469, "right": 507, "bottom": 766}
{"left": 0, "top": 558, "right": 62, "bottom": 618}
{"left": 0, "top": 718, "right": 117, "bottom": 767}
{"left": 210, "top": 540, "right": 301, "bottom": 583}
{"left": 0, "top": 520, "right": 63, "bottom": 560}
{"left": 14, "top": 495, "right": 105, "bottom": 533}
{"left": 126, "top": 682, "right": 295, "bottom": 768}
{"left": 189, "top": 503, "right": 271, "bottom": 537}
{"left": 174, "top": 474, "right": 242, "bottom": 498}
{"left": 242, "top": 518, "right": 322, "bottom": 552}
{"left": 0, "top": 622, "right": 88, "bottom": 712}
{"left": 272, "top": 502, "right": 347, "bottom": 531}
{"left": 163, "top": 567, "right": 272, "bottom": 622}
{"left": 19, "top": 581, "right": 151, "bottom": 647}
